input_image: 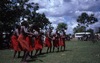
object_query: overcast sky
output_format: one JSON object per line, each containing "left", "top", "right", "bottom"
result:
{"left": 29, "top": 0, "right": 100, "bottom": 34}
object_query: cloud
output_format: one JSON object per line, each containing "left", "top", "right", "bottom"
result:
{"left": 29, "top": 0, "right": 100, "bottom": 34}
{"left": 47, "top": 16, "right": 66, "bottom": 27}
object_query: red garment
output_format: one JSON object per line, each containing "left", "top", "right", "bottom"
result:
{"left": 34, "top": 36, "right": 43, "bottom": 50}
{"left": 26, "top": 36, "right": 34, "bottom": 51}
{"left": 45, "top": 36, "right": 52, "bottom": 47}
{"left": 52, "top": 33, "right": 60, "bottom": 47}
{"left": 53, "top": 38, "right": 59, "bottom": 47}
{"left": 11, "top": 35, "right": 21, "bottom": 51}
{"left": 18, "top": 34, "right": 30, "bottom": 51}
{"left": 59, "top": 38, "right": 64, "bottom": 46}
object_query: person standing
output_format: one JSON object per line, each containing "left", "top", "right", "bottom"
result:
{"left": 11, "top": 25, "right": 21, "bottom": 58}
{"left": 34, "top": 30, "right": 43, "bottom": 56}
{"left": 45, "top": 29, "right": 52, "bottom": 53}
{"left": 59, "top": 32, "right": 65, "bottom": 51}
{"left": 11, "top": 31, "right": 21, "bottom": 58}
{"left": 52, "top": 30, "right": 60, "bottom": 52}
{"left": 18, "top": 21, "right": 33, "bottom": 63}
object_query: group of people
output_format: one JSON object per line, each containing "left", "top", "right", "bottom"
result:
{"left": 11, "top": 21, "right": 66, "bottom": 63}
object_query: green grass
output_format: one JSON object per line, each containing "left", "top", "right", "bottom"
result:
{"left": 0, "top": 40, "right": 100, "bottom": 63}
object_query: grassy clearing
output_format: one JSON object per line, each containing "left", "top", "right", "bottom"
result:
{"left": 0, "top": 40, "right": 100, "bottom": 63}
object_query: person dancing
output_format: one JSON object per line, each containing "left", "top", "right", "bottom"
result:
{"left": 11, "top": 31, "right": 21, "bottom": 58}
{"left": 60, "top": 30, "right": 66, "bottom": 51}
{"left": 18, "top": 21, "right": 33, "bottom": 63}
{"left": 11, "top": 25, "right": 21, "bottom": 58}
{"left": 45, "top": 29, "right": 52, "bottom": 53}
{"left": 34, "top": 30, "right": 43, "bottom": 56}
{"left": 52, "top": 30, "right": 60, "bottom": 52}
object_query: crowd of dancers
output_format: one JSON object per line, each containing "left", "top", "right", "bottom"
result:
{"left": 11, "top": 21, "right": 66, "bottom": 63}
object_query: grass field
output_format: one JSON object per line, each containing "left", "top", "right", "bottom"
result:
{"left": 0, "top": 40, "right": 100, "bottom": 63}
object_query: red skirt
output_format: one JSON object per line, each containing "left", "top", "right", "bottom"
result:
{"left": 34, "top": 38, "right": 43, "bottom": 50}
{"left": 45, "top": 37, "right": 52, "bottom": 47}
{"left": 59, "top": 38, "right": 64, "bottom": 46}
{"left": 11, "top": 35, "right": 21, "bottom": 51}
{"left": 26, "top": 36, "right": 34, "bottom": 51}
{"left": 18, "top": 34, "right": 30, "bottom": 51}
{"left": 53, "top": 39, "right": 59, "bottom": 47}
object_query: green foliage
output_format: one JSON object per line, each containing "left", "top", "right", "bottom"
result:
{"left": 57, "top": 23, "right": 67, "bottom": 32}
{"left": 77, "top": 12, "right": 98, "bottom": 27}
{"left": 73, "top": 25, "right": 86, "bottom": 33}
{"left": 86, "top": 28, "right": 94, "bottom": 33}
{"left": 17, "top": 1, "right": 50, "bottom": 31}
{"left": 75, "top": 12, "right": 98, "bottom": 33}
{"left": 30, "top": 13, "right": 51, "bottom": 31}
{"left": 0, "top": 0, "right": 50, "bottom": 32}
{"left": 0, "top": 0, "right": 21, "bottom": 32}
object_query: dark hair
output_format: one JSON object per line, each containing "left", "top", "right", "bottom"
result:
{"left": 13, "top": 31, "right": 17, "bottom": 36}
{"left": 15, "top": 25, "right": 20, "bottom": 34}
{"left": 21, "top": 21, "right": 29, "bottom": 28}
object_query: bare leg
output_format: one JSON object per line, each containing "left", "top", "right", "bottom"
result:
{"left": 57, "top": 47, "right": 59, "bottom": 52}
{"left": 49, "top": 46, "right": 52, "bottom": 52}
{"left": 30, "top": 51, "right": 33, "bottom": 57}
{"left": 13, "top": 51, "right": 17, "bottom": 58}
{"left": 61, "top": 46, "right": 62, "bottom": 51}
{"left": 46, "top": 47, "right": 49, "bottom": 53}
{"left": 63, "top": 41, "right": 65, "bottom": 51}
{"left": 21, "top": 51, "right": 26, "bottom": 62}
{"left": 53, "top": 47, "right": 55, "bottom": 52}
{"left": 23, "top": 51, "right": 25, "bottom": 58}
{"left": 39, "top": 49, "right": 42, "bottom": 54}
{"left": 18, "top": 51, "right": 21, "bottom": 58}
{"left": 21, "top": 51, "right": 29, "bottom": 63}
{"left": 35, "top": 50, "right": 38, "bottom": 56}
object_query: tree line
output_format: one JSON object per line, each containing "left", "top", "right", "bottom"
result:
{"left": 0, "top": 0, "right": 99, "bottom": 38}
{"left": 73, "top": 12, "right": 98, "bottom": 33}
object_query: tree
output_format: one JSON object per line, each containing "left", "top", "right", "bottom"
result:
{"left": 77, "top": 12, "right": 98, "bottom": 31}
{"left": 73, "top": 25, "right": 86, "bottom": 33}
{"left": 17, "top": 1, "right": 50, "bottom": 31}
{"left": 0, "top": 0, "right": 50, "bottom": 32}
{"left": 87, "top": 28, "right": 94, "bottom": 33}
{"left": 0, "top": 0, "right": 50, "bottom": 49}
{"left": 0, "top": 0, "right": 22, "bottom": 32}
{"left": 29, "top": 13, "right": 51, "bottom": 31}
{"left": 56, "top": 23, "right": 67, "bottom": 32}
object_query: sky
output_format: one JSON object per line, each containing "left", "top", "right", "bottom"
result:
{"left": 29, "top": 0, "right": 100, "bottom": 34}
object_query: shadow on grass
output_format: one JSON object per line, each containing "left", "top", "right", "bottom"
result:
{"left": 26, "top": 56, "right": 44, "bottom": 62}
{"left": 52, "top": 49, "right": 72, "bottom": 53}
{"left": 25, "top": 52, "right": 47, "bottom": 62}
{"left": 27, "top": 59, "right": 44, "bottom": 62}
{"left": 27, "top": 50, "right": 73, "bottom": 62}
{"left": 33, "top": 52, "right": 47, "bottom": 58}
{"left": 64, "top": 49, "right": 72, "bottom": 51}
